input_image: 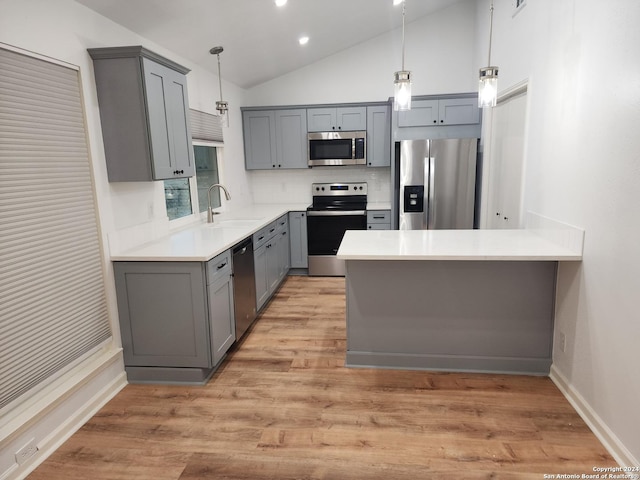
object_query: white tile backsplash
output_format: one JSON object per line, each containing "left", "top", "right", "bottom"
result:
{"left": 249, "top": 167, "right": 391, "bottom": 205}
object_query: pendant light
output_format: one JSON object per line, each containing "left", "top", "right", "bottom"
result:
{"left": 393, "top": 0, "right": 411, "bottom": 111}
{"left": 478, "top": 1, "right": 499, "bottom": 108}
{"left": 209, "top": 46, "right": 229, "bottom": 125}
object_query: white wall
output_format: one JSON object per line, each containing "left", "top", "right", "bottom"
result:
{"left": 244, "top": 0, "right": 478, "bottom": 205}
{"left": 480, "top": 0, "right": 640, "bottom": 465}
{"left": 0, "top": 1, "right": 249, "bottom": 477}
{"left": 246, "top": 0, "right": 477, "bottom": 106}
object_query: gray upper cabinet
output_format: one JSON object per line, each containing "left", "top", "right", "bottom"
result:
{"left": 275, "top": 109, "right": 308, "bottom": 169}
{"left": 243, "top": 110, "right": 277, "bottom": 170}
{"left": 88, "top": 46, "right": 195, "bottom": 182}
{"left": 366, "top": 105, "right": 391, "bottom": 167}
{"left": 398, "top": 98, "right": 480, "bottom": 127}
{"left": 243, "top": 109, "right": 307, "bottom": 170}
{"left": 307, "top": 106, "right": 367, "bottom": 132}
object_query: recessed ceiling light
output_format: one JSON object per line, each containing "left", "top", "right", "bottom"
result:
{"left": 298, "top": 36, "right": 309, "bottom": 46}
{"left": 393, "top": 0, "right": 403, "bottom": 5}
{"left": 275, "top": 0, "right": 287, "bottom": 6}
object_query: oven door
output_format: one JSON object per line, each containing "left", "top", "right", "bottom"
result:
{"left": 306, "top": 210, "right": 366, "bottom": 276}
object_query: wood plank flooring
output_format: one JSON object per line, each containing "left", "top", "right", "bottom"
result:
{"left": 28, "top": 276, "right": 617, "bottom": 479}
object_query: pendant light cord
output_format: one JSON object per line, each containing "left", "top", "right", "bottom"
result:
{"left": 487, "top": 1, "right": 494, "bottom": 66}
{"left": 401, "top": 0, "right": 406, "bottom": 71}
{"left": 216, "top": 54, "right": 224, "bottom": 102}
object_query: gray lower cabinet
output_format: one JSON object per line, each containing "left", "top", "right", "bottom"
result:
{"left": 253, "top": 215, "right": 290, "bottom": 311}
{"left": 288, "top": 211, "right": 308, "bottom": 268}
{"left": 206, "top": 254, "right": 236, "bottom": 366}
{"left": 366, "top": 105, "right": 391, "bottom": 167}
{"left": 113, "top": 250, "right": 234, "bottom": 384}
{"left": 88, "top": 46, "right": 195, "bottom": 182}
{"left": 243, "top": 109, "right": 307, "bottom": 170}
{"left": 367, "top": 210, "right": 392, "bottom": 230}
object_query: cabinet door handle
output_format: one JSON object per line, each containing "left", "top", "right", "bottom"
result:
{"left": 217, "top": 262, "right": 227, "bottom": 270}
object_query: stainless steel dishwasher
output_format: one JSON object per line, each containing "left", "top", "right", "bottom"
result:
{"left": 232, "top": 237, "right": 257, "bottom": 340}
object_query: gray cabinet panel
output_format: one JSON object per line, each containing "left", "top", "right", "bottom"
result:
{"left": 307, "top": 106, "right": 366, "bottom": 132}
{"left": 367, "top": 210, "right": 391, "bottom": 230}
{"left": 114, "top": 262, "right": 209, "bottom": 368}
{"left": 88, "top": 47, "right": 194, "bottom": 181}
{"left": 253, "top": 214, "right": 290, "bottom": 311}
{"left": 208, "top": 272, "right": 235, "bottom": 366}
{"left": 243, "top": 110, "right": 277, "bottom": 170}
{"left": 439, "top": 98, "right": 481, "bottom": 125}
{"left": 397, "top": 97, "right": 480, "bottom": 127}
{"left": 366, "top": 105, "right": 391, "bottom": 167}
{"left": 288, "top": 211, "right": 308, "bottom": 268}
{"left": 254, "top": 243, "right": 270, "bottom": 310}
{"left": 345, "top": 260, "right": 557, "bottom": 374}
{"left": 275, "top": 109, "right": 307, "bottom": 169}
{"left": 337, "top": 107, "right": 367, "bottom": 131}
{"left": 397, "top": 99, "right": 439, "bottom": 127}
{"left": 306, "top": 107, "right": 336, "bottom": 132}
{"left": 114, "top": 251, "right": 236, "bottom": 382}
{"left": 244, "top": 109, "right": 307, "bottom": 170}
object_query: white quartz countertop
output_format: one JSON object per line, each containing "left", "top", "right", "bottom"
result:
{"left": 336, "top": 229, "right": 583, "bottom": 261}
{"left": 111, "top": 204, "right": 309, "bottom": 262}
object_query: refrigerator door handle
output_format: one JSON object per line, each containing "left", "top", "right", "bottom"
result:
{"left": 428, "top": 155, "right": 435, "bottom": 229}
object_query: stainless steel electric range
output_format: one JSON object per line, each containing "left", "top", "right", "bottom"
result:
{"left": 306, "top": 182, "right": 367, "bottom": 276}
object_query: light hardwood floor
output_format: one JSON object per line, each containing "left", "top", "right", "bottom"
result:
{"left": 28, "top": 276, "right": 616, "bottom": 479}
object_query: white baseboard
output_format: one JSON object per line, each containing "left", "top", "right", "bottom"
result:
{"left": 550, "top": 364, "right": 638, "bottom": 468}
{"left": 0, "top": 349, "right": 127, "bottom": 480}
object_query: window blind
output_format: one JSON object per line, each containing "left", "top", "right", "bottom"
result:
{"left": 0, "top": 47, "right": 112, "bottom": 410}
{"left": 189, "top": 108, "right": 224, "bottom": 143}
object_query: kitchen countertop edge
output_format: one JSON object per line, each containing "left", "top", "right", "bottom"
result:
{"left": 336, "top": 229, "right": 583, "bottom": 262}
{"left": 110, "top": 204, "right": 310, "bottom": 262}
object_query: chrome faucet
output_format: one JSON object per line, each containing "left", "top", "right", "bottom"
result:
{"left": 207, "top": 183, "right": 231, "bottom": 223}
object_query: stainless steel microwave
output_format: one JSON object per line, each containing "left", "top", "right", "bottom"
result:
{"left": 308, "top": 131, "right": 366, "bottom": 167}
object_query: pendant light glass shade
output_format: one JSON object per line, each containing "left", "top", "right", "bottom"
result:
{"left": 478, "top": 66, "right": 498, "bottom": 108}
{"left": 394, "top": 70, "right": 412, "bottom": 111}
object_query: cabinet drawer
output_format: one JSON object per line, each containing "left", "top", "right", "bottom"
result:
{"left": 275, "top": 213, "right": 288, "bottom": 232}
{"left": 206, "top": 250, "right": 232, "bottom": 284}
{"left": 253, "top": 221, "right": 277, "bottom": 249}
{"left": 367, "top": 210, "right": 391, "bottom": 224}
{"left": 367, "top": 223, "right": 391, "bottom": 230}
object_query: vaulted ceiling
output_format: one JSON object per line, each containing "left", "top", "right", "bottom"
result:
{"left": 75, "top": 0, "right": 461, "bottom": 89}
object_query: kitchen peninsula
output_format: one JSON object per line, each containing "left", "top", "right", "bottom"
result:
{"left": 337, "top": 219, "right": 584, "bottom": 375}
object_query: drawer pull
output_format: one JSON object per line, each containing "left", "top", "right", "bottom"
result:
{"left": 217, "top": 262, "right": 227, "bottom": 270}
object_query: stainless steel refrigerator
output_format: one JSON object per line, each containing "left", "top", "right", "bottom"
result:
{"left": 394, "top": 139, "right": 478, "bottom": 230}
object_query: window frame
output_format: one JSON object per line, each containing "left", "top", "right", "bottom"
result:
{"left": 166, "top": 140, "right": 225, "bottom": 230}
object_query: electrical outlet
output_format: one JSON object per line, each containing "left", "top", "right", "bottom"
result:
{"left": 559, "top": 332, "right": 566, "bottom": 353}
{"left": 15, "top": 439, "right": 38, "bottom": 465}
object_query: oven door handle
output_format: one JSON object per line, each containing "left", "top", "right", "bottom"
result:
{"left": 306, "top": 210, "right": 366, "bottom": 216}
